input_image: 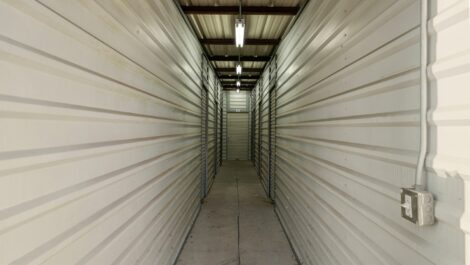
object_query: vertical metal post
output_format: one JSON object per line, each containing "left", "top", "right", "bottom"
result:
{"left": 257, "top": 78, "right": 262, "bottom": 177}
{"left": 214, "top": 80, "right": 219, "bottom": 176}
{"left": 251, "top": 90, "right": 256, "bottom": 162}
{"left": 200, "top": 55, "right": 209, "bottom": 199}
{"left": 268, "top": 56, "right": 277, "bottom": 201}
{"left": 220, "top": 91, "right": 224, "bottom": 165}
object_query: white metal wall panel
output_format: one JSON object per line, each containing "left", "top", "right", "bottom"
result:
{"left": 270, "top": 0, "right": 466, "bottom": 264}
{"left": 227, "top": 113, "right": 250, "bottom": 160}
{"left": 429, "top": 1, "right": 470, "bottom": 264}
{"left": 0, "top": 1, "right": 210, "bottom": 264}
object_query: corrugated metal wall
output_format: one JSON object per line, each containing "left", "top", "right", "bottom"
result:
{"left": 266, "top": 0, "right": 467, "bottom": 264}
{"left": 0, "top": 0, "right": 220, "bottom": 264}
{"left": 429, "top": 1, "right": 470, "bottom": 264}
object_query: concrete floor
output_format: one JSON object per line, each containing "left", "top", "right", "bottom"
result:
{"left": 176, "top": 161, "right": 298, "bottom": 265}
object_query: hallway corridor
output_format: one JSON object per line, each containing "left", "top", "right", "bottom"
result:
{"left": 176, "top": 161, "right": 297, "bottom": 265}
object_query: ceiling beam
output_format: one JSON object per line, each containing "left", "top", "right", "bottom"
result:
{"left": 210, "top": 55, "right": 269, "bottom": 62}
{"left": 219, "top": 78, "right": 258, "bottom": 81}
{"left": 223, "top": 88, "right": 253, "bottom": 91}
{"left": 181, "top": 6, "right": 300, "bottom": 15}
{"left": 200, "top": 38, "right": 279, "bottom": 45}
{"left": 216, "top": 67, "right": 263, "bottom": 73}
{"left": 222, "top": 82, "right": 256, "bottom": 85}
{"left": 219, "top": 75, "right": 260, "bottom": 79}
{"left": 220, "top": 79, "right": 258, "bottom": 82}
{"left": 222, "top": 83, "right": 256, "bottom": 88}
{"left": 222, "top": 82, "right": 257, "bottom": 86}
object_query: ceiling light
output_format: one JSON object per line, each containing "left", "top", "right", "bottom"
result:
{"left": 235, "top": 18, "right": 245, "bottom": 48}
{"left": 236, "top": 88, "right": 240, "bottom": 93}
{"left": 236, "top": 64, "right": 242, "bottom": 75}
{"left": 236, "top": 80, "right": 241, "bottom": 87}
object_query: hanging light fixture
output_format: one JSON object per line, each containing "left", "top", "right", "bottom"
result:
{"left": 235, "top": 18, "right": 245, "bottom": 48}
{"left": 235, "top": 0, "right": 243, "bottom": 93}
{"left": 236, "top": 64, "right": 242, "bottom": 75}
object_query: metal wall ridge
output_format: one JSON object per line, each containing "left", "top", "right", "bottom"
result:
{"left": 0, "top": 0, "right": 221, "bottom": 264}
{"left": 260, "top": 0, "right": 468, "bottom": 264}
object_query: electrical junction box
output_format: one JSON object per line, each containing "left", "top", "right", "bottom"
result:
{"left": 400, "top": 187, "right": 434, "bottom": 226}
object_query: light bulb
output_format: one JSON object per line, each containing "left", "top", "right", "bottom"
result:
{"left": 236, "top": 80, "right": 241, "bottom": 87}
{"left": 236, "top": 88, "right": 240, "bottom": 93}
{"left": 236, "top": 64, "right": 242, "bottom": 75}
{"left": 235, "top": 19, "right": 245, "bottom": 48}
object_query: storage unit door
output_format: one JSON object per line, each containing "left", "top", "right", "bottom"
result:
{"left": 227, "top": 113, "right": 249, "bottom": 160}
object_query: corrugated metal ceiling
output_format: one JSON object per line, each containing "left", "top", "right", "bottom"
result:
{"left": 178, "top": 0, "right": 305, "bottom": 89}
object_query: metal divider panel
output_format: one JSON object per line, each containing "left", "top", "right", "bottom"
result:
{"left": 268, "top": 57, "right": 277, "bottom": 200}
{"left": 200, "top": 56, "right": 210, "bottom": 198}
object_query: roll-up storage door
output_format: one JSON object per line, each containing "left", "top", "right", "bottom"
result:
{"left": 227, "top": 112, "right": 249, "bottom": 160}
{"left": 226, "top": 91, "right": 250, "bottom": 160}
